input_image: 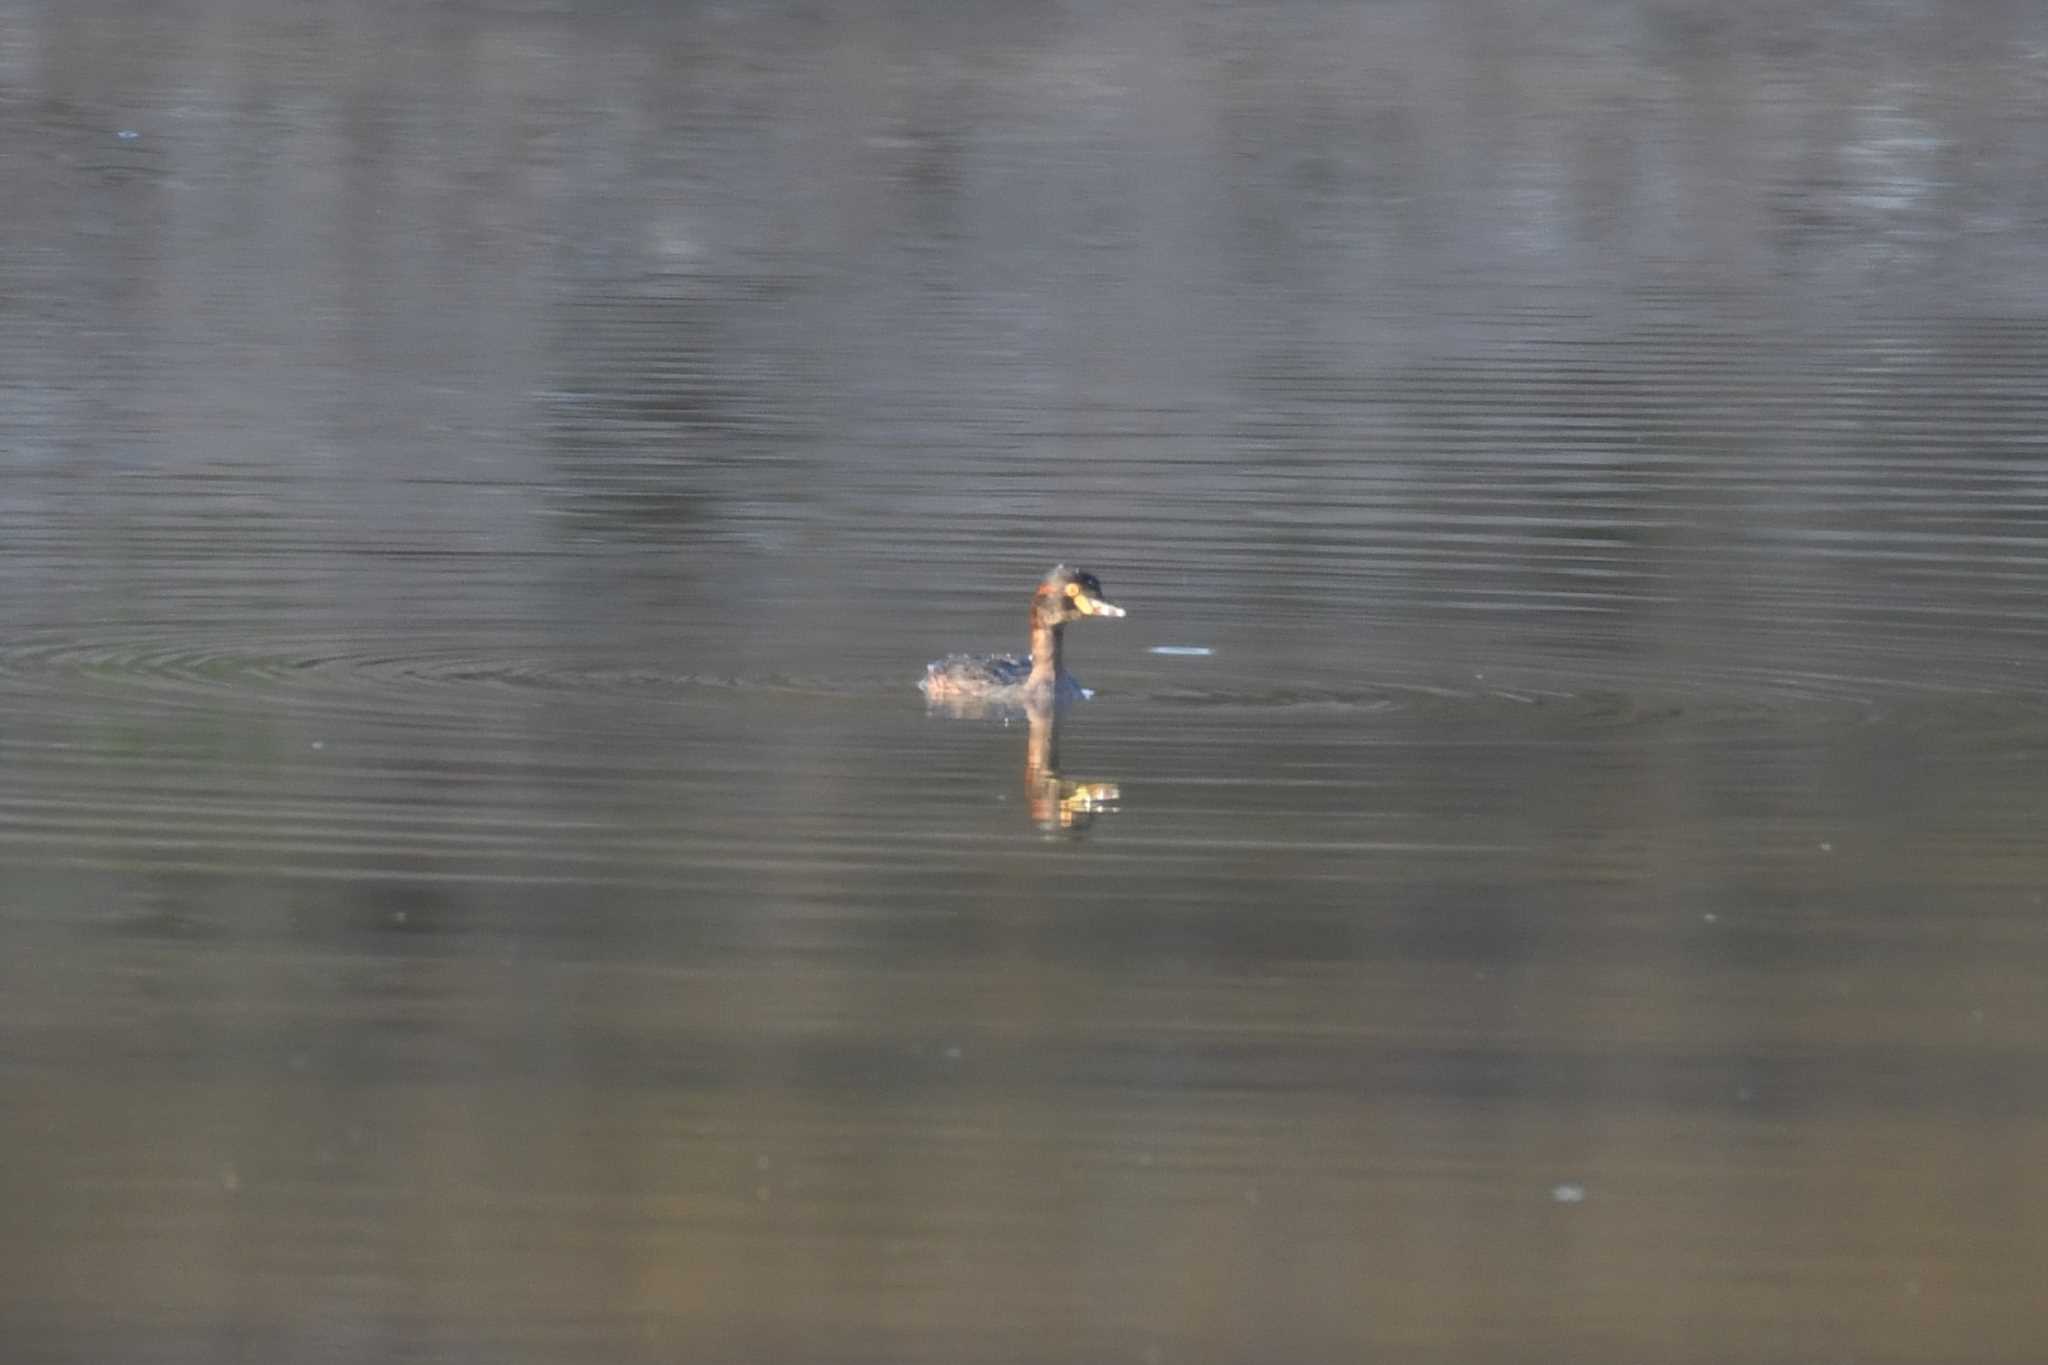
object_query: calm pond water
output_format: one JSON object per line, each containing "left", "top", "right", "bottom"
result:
{"left": 6, "top": 3, "right": 2048, "bottom": 1361}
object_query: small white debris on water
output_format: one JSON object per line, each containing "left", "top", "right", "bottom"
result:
{"left": 117, "top": 129, "right": 139, "bottom": 139}
{"left": 1702, "top": 912, "right": 1717, "bottom": 923}
{"left": 1551, "top": 1183, "right": 1586, "bottom": 1204}
{"left": 1818, "top": 841, "right": 1833, "bottom": 852}
{"left": 1148, "top": 645, "right": 1213, "bottom": 656}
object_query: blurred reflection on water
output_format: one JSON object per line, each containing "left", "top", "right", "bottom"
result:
{"left": 6, "top": 2, "right": 2048, "bottom": 1361}
{"left": 926, "top": 695, "right": 1122, "bottom": 835}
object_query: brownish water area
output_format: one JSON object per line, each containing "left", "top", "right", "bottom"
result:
{"left": 5, "top": 3, "right": 2048, "bottom": 1361}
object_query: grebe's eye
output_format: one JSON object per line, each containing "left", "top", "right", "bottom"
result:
{"left": 1064, "top": 582, "right": 1082, "bottom": 599}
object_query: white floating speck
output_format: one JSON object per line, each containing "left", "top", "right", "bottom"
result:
{"left": 1551, "top": 1183, "right": 1586, "bottom": 1204}
{"left": 1148, "top": 645, "right": 1213, "bottom": 656}
{"left": 116, "top": 129, "right": 140, "bottom": 140}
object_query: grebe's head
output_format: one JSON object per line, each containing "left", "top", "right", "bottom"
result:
{"left": 1034, "top": 565, "right": 1126, "bottom": 626}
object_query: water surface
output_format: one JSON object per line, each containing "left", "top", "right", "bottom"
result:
{"left": 5, "top": 3, "right": 2048, "bottom": 1361}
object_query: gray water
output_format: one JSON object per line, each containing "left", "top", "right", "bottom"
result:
{"left": 7, "top": 3, "right": 2048, "bottom": 1361}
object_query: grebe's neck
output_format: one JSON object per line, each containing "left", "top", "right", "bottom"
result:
{"left": 1028, "top": 606, "right": 1063, "bottom": 688}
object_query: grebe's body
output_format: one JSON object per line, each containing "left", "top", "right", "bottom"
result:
{"left": 920, "top": 565, "right": 1125, "bottom": 706}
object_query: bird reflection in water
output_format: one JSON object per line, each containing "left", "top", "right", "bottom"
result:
{"left": 920, "top": 565, "right": 1126, "bottom": 834}
{"left": 924, "top": 691, "right": 1122, "bottom": 835}
{"left": 1024, "top": 695, "right": 1119, "bottom": 833}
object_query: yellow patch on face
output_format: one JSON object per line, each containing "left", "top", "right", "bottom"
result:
{"left": 1064, "top": 582, "right": 1082, "bottom": 599}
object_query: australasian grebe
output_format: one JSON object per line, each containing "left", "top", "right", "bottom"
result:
{"left": 920, "top": 565, "right": 1126, "bottom": 704}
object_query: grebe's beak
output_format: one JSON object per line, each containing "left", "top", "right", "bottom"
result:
{"left": 1077, "top": 593, "right": 1125, "bottom": 618}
